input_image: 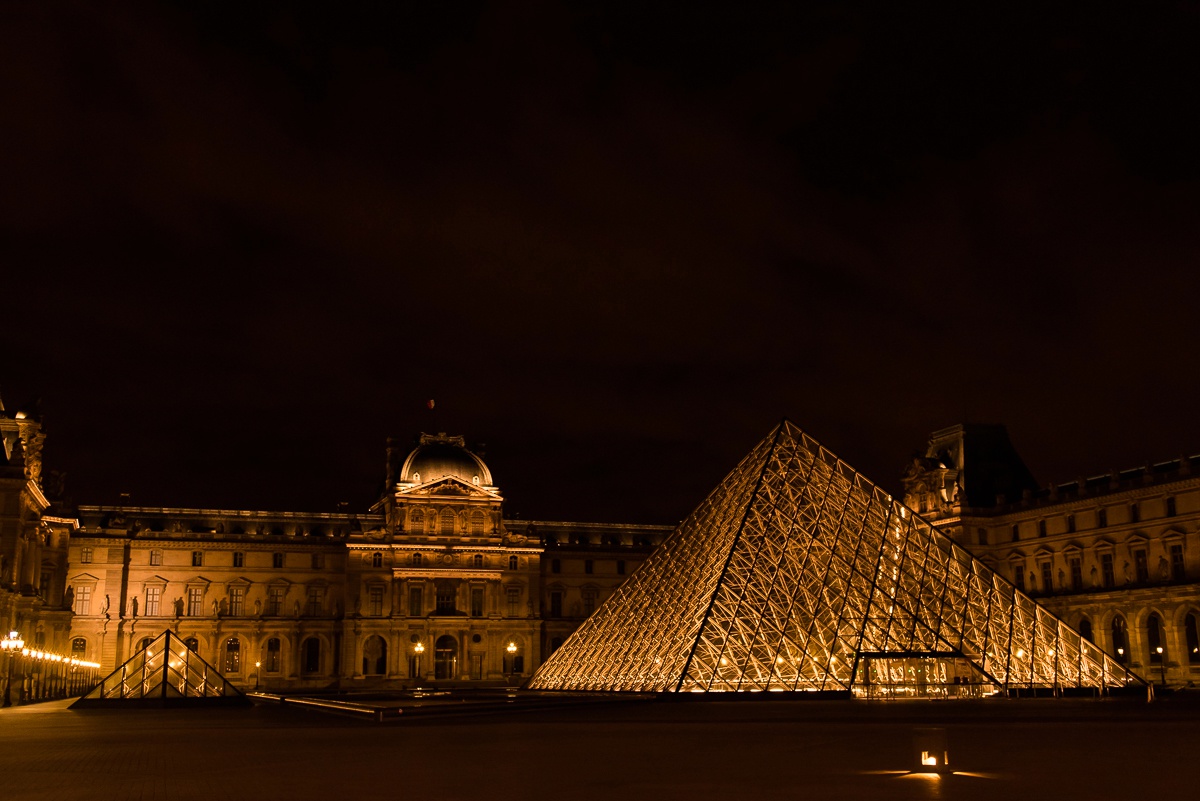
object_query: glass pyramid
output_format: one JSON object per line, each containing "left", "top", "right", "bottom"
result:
{"left": 528, "top": 421, "right": 1143, "bottom": 695}
{"left": 72, "top": 630, "right": 249, "bottom": 706}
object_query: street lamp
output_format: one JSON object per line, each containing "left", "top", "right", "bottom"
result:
{"left": 413, "top": 641, "right": 424, "bottom": 680}
{"left": 2, "top": 631, "right": 25, "bottom": 707}
{"left": 506, "top": 641, "right": 518, "bottom": 676}
{"left": 254, "top": 661, "right": 261, "bottom": 692}
{"left": 1156, "top": 645, "right": 1166, "bottom": 687}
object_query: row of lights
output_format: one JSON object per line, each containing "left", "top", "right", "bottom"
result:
{"left": 2, "top": 631, "right": 100, "bottom": 668}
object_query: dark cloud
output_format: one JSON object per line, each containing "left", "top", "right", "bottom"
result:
{"left": 3, "top": 2, "right": 1200, "bottom": 523}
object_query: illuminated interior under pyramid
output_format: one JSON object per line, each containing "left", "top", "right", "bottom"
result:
{"left": 528, "top": 421, "right": 1144, "bottom": 695}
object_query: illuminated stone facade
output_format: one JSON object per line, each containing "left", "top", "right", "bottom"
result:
{"left": 904, "top": 424, "right": 1200, "bottom": 687}
{"left": 64, "top": 433, "right": 670, "bottom": 690}
{"left": 0, "top": 401, "right": 75, "bottom": 660}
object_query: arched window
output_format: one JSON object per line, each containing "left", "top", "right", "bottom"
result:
{"left": 550, "top": 637, "right": 564, "bottom": 654}
{"left": 509, "top": 555, "right": 518, "bottom": 571}
{"left": 434, "top": 635, "right": 457, "bottom": 680}
{"left": 302, "top": 637, "right": 321, "bottom": 674}
{"left": 265, "top": 638, "right": 281, "bottom": 673}
{"left": 440, "top": 509, "right": 455, "bottom": 535}
{"left": 139, "top": 637, "right": 154, "bottom": 651}
{"left": 224, "top": 638, "right": 241, "bottom": 673}
{"left": 1111, "top": 615, "right": 1129, "bottom": 664}
{"left": 362, "top": 635, "right": 387, "bottom": 675}
{"left": 1078, "top": 617, "right": 1093, "bottom": 643}
{"left": 412, "top": 553, "right": 423, "bottom": 567}
{"left": 184, "top": 637, "right": 199, "bottom": 653}
{"left": 470, "top": 510, "right": 484, "bottom": 535}
{"left": 1147, "top": 613, "right": 1164, "bottom": 664}
{"left": 71, "top": 637, "right": 87, "bottom": 657}
{"left": 371, "top": 552, "right": 383, "bottom": 568}
{"left": 473, "top": 554, "right": 484, "bottom": 568}
{"left": 1186, "top": 612, "right": 1200, "bottom": 665}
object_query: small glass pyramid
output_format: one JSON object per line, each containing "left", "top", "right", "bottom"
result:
{"left": 72, "top": 630, "right": 249, "bottom": 706}
{"left": 529, "top": 421, "right": 1144, "bottom": 695}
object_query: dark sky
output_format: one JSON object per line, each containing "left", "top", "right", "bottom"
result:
{"left": 3, "top": 3, "right": 1200, "bottom": 524}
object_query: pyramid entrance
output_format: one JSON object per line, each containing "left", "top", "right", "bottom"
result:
{"left": 71, "top": 630, "right": 250, "bottom": 707}
{"left": 529, "top": 421, "right": 1144, "bottom": 696}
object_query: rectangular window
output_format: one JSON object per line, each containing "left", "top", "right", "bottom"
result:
{"left": 187, "top": 587, "right": 203, "bottom": 616}
{"left": 1130, "top": 503, "right": 1140, "bottom": 524}
{"left": 1012, "top": 566, "right": 1025, "bottom": 593}
{"left": 550, "top": 590, "right": 563, "bottom": 618}
{"left": 1098, "top": 508, "right": 1108, "bottom": 528}
{"left": 1066, "top": 514, "right": 1076, "bottom": 534}
{"left": 265, "top": 638, "right": 281, "bottom": 672}
{"left": 306, "top": 587, "right": 323, "bottom": 616}
{"left": 273, "top": 552, "right": 284, "bottom": 569}
{"left": 1171, "top": 544, "right": 1185, "bottom": 581}
{"left": 1037, "top": 520, "right": 1047, "bottom": 538}
{"left": 617, "top": 560, "right": 625, "bottom": 575}
{"left": 409, "top": 586, "right": 423, "bottom": 617}
{"left": 977, "top": 528, "right": 987, "bottom": 546}
{"left": 369, "top": 586, "right": 384, "bottom": 616}
{"left": 75, "top": 585, "right": 92, "bottom": 615}
{"left": 191, "top": 551, "right": 203, "bottom": 567}
{"left": 508, "top": 555, "right": 518, "bottom": 570}
{"left": 506, "top": 587, "right": 520, "bottom": 617}
{"left": 229, "top": 586, "right": 245, "bottom": 616}
{"left": 1101, "top": 553, "right": 1115, "bottom": 588}
{"left": 1011, "top": 524, "right": 1020, "bottom": 542}
{"left": 582, "top": 590, "right": 597, "bottom": 615}
{"left": 233, "top": 551, "right": 244, "bottom": 568}
{"left": 435, "top": 585, "right": 455, "bottom": 614}
{"left": 149, "top": 549, "right": 162, "bottom": 566}
{"left": 584, "top": 559, "right": 593, "bottom": 574}
{"left": 1134, "top": 549, "right": 1149, "bottom": 583}
{"left": 1069, "top": 558, "right": 1083, "bottom": 592}
{"left": 81, "top": 547, "right": 93, "bottom": 564}
{"left": 1166, "top": 497, "right": 1177, "bottom": 518}
{"left": 268, "top": 586, "right": 285, "bottom": 616}
{"left": 311, "top": 553, "right": 324, "bottom": 570}
{"left": 1040, "top": 562, "right": 1053, "bottom": 594}
{"left": 551, "top": 559, "right": 561, "bottom": 574}
{"left": 145, "top": 586, "right": 161, "bottom": 616}
{"left": 471, "top": 587, "right": 485, "bottom": 617}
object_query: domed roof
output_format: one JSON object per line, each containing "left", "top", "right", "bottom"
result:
{"left": 399, "top": 433, "right": 493, "bottom": 487}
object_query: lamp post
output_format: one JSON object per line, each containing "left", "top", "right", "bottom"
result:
{"left": 254, "top": 661, "right": 261, "bottom": 692}
{"left": 2, "top": 631, "right": 24, "bottom": 707}
{"left": 506, "top": 641, "right": 518, "bottom": 676}
{"left": 413, "top": 641, "right": 424, "bottom": 681}
{"left": 1156, "top": 645, "right": 1167, "bottom": 687}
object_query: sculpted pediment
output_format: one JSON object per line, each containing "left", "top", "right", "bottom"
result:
{"left": 399, "top": 475, "right": 499, "bottom": 499}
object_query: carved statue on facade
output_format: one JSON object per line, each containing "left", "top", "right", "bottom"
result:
{"left": 63, "top": 584, "right": 74, "bottom": 611}
{"left": 130, "top": 595, "right": 138, "bottom": 617}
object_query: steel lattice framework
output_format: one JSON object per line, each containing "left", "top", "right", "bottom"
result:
{"left": 528, "top": 421, "right": 1143, "bottom": 694}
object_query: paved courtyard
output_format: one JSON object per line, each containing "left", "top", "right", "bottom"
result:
{"left": 2, "top": 696, "right": 1199, "bottom": 800}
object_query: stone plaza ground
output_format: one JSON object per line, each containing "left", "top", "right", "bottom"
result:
{"left": 2, "top": 694, "right": 1199, "bottom": 800}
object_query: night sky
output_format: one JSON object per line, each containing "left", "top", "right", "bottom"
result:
{"left": 3, "top": 3, "right": 1200, "bottom": 524}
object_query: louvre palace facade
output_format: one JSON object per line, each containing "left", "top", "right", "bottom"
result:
{"left": 903, "top": 424, "right": 1200, "bottom": 687}
{"left": 2, "top": 400, "right": 669, "bottom": 694}
{"left": 3, "top": 390, "right": 1199, "bottom": 695}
